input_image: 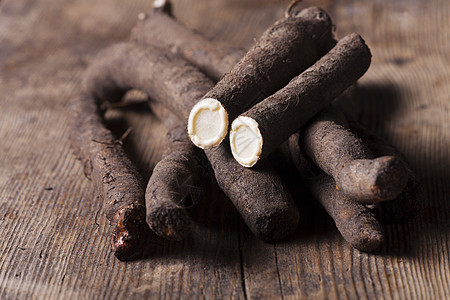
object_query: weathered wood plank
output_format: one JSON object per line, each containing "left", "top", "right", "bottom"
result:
{"left": 0, "top": 0, "right": 449, "bottom": 299}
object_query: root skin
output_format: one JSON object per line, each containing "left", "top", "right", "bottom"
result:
{"left": 84, "top": 46, "right": 205, "bottom": 242}
{"left": 336, "top": 156, "right": 408, "bottom": 201}
{"left": 185, "top": 6, "right": 335, "bottom": 149}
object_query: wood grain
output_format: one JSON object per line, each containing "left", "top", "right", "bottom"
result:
{"left": 0, "top": 0, "right": 449, "bottom": 298}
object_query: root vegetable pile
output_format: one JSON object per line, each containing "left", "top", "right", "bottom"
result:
{"left": 83, "top": 42, "right": 299, "bottom": 243}
{"left": 186, "top": 6, "right": 334, "bottom": 149}
{"left": 71, "top": 0, "right": 422, "bottom": 260}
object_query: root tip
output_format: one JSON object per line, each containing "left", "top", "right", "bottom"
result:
{"left": 373, "top": 156, "right": 408, "bottom": 200}
{"left": 147, "top": 205, "right": 191, "bottom": 241}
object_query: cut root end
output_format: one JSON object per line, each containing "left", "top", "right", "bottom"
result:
{"left": 146, "top": 204, "right": 191, "bottom": 241}
{"left": 337, "top": 156, "right": 408, "bottom": 202}
{"left": 188, "top": 98, "right": 228, "bottom": 149}
{"left": 230, "top": 116, "right": 263, "bottom": 168}
{"left": 372, "top": 156, "right": 409, "bottom": 200}
{"left": 111, "top": 206, "right": 149, "bottom": 261}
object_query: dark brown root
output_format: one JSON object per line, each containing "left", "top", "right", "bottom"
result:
{"left": 376, "top": 175, "right": 423, "bottom": 224}
{"left": 145, "top": 125, "right": 203, "bottom": 240}
{"left": 302, "top": 107, "right": 407, "bottom": 202}
{"left": 287, "top": 132, "right": 384, "bottom": 252}
{"left": 307, "top": 175, "right": 384, "bottom": 252}
{"left": 349, "top": 122, "right": 423, "bottom": 223}
{"left": 70, "top": 94, "right": 148, "bottom": 261}
{"left": 146, "top": 202, "right": 190, "bottom": 241}
{"left": 83, "top": 43, "right": 210, "bottom": 122}
{"left": 204, "top": 144, "right": 299, "bottom": 242}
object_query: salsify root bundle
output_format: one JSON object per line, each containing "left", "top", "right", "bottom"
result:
{"left": 134, "top": 0, "right": 419, "bottom": 234}
{"left": 70, "top": 0, "right": 422, "bottom": 259}
{"left": 132, "top": 1, "right": 407, "bottom": 201}
{"left": 83, "top": 42, "right": 299, "bottom": 242}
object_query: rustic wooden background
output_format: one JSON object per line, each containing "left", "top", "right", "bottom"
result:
{"left": 0, "top": 0, "right": 449, "bottom": 298}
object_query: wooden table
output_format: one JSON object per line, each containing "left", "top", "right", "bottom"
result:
{"left": 1, "top": 0, "right": 449, "bottom": 298}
